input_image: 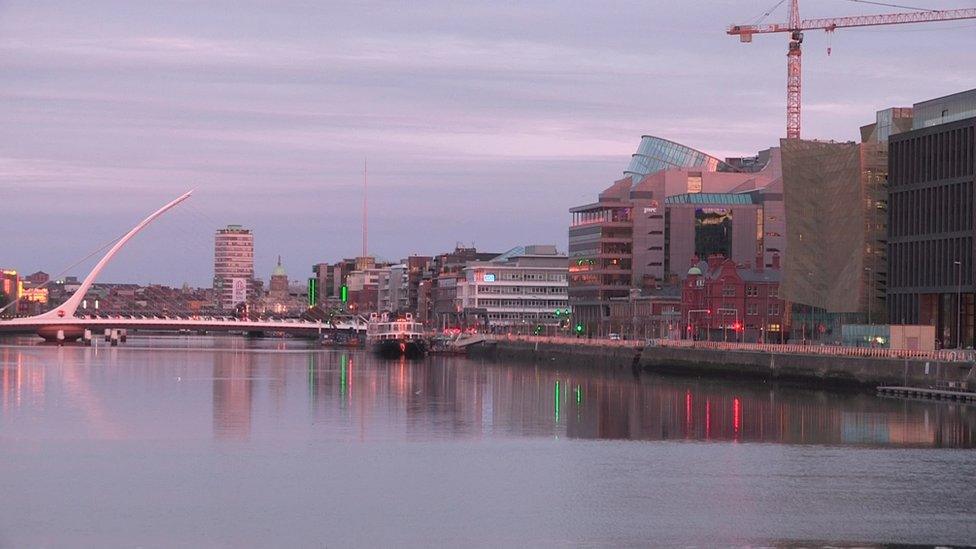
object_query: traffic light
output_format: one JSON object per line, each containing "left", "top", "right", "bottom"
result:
{"left": 340, "top": 285, "right": 348, "bottom": 303}
{"left": 533, "top": 325, "right": 543, "bottom": 335}
{"left": 574, "top": 323, "right": 584, "bottom": 334}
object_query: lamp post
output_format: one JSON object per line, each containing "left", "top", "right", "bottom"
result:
{"left": 954, "top": 260, "right": 962, "bottom": 349}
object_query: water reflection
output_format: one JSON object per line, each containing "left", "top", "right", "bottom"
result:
{"left": 0, "top": 337, "right": 973, "bottom": 448}
{"left": 212, "top": 350, "right": 254, "bottom": 440}
{"left": 297, "top": 347, "right": 976, "bottom": 448}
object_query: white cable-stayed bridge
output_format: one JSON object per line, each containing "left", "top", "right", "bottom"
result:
{"left": 0, "top": 190, "right": 366, "bottom": 342}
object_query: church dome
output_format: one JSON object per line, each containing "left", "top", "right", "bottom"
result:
{"left": 272, "top": 256, "right": 286, "bottom": 277}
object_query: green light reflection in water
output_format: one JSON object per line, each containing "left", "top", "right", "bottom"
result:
{"left": 554, "top": 380, "right": 560, "bottom": 423}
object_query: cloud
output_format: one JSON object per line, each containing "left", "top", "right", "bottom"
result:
{"left": 1, "top": 0, "right": 973, "bottom": 284}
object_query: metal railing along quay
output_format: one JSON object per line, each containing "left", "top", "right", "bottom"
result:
{"left": 487, "top": 334, "right": 976, "bottom": 362}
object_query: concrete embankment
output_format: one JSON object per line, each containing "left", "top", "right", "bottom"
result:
{"left": 469, "top": 339, "right": 976, "bottom": 390}
{"left": 639, "top": 345, "right": 974, "bottom": 389}
{"left": 467, "top": 340, "right": 641, "bottom": 370}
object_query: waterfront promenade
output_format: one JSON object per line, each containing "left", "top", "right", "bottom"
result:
{"left": 487, "top": 333, "right": 976, "bottom": 361}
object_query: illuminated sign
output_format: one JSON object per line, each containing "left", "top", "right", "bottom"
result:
{"left": 22, "top": 287, "right": 48, "bottom": 304}
{"left": 483, "top": 273, "right": 496, "bottom": 282}
{"left": 230, "top": 278, "right": 247, "bottom": 305}
{"left": 307, "top": 278, "right": 318, "bottom": 307}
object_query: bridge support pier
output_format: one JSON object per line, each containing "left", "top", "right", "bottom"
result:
{"left": 83, "top": 329, "right": 92, "bottom": 346}
{"left": 36, "top": 325, "right": 84, "bottom": 342}
{"left": 120, "top": 329, "right": 127, "bottom": 343}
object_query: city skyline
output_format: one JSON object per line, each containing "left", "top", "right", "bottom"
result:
{"left": 2, "top": 0, "right": 975, "bottom": 285}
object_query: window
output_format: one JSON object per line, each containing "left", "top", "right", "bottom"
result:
{"left": 768, "top": 304, "right": 779, "bottom": 316}
{"left": 722, "top": 285, "right": 736, "bottom": 297}
{"left": 769, "top": 287, "right": 778, "bottom": 298}
{"left": 745, "top": 286, "right": 758, "bottom": 297}
{"left": 747, "top": 303, "right": 758, "bottom": 316}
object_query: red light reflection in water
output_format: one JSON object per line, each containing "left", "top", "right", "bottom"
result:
{"left": 705, "top": 400, "right": 711, "bottom": 440}
{"left": 685, "top": 390, "right": 692, "bottom": 438}
{"left": 733, "top": 397, "right": 741, "bottom": 441}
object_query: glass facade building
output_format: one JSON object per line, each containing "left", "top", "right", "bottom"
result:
{"left": 624, "top": 136, "right": 738, "bottom": 183}
{"left": 913, "top": 89, "right": 976, "bottom": 130}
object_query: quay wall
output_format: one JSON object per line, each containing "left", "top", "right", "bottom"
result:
{"left": 468, "top": 339, "right": 975, "bottom": 390}
{"left": 468, "top": 340, "right": 639, "bottom": 371}
{"left": 639, "top": 345, "right": 973, "bottom": 389}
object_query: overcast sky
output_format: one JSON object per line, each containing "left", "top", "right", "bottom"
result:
{"left": 2, "top": 0, "right": 974, "bottom": 286}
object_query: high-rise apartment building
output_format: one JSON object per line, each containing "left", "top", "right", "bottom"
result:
{"left": 213, "top": 224, "right": 254, "bottom": 310}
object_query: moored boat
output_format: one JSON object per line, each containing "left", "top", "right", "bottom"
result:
{"left": 366, "top": 312, "right": 428, "bottom": 358}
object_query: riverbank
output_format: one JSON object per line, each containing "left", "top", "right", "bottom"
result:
{"left": 469, "top": 337, "right": 976, "bottom": 391}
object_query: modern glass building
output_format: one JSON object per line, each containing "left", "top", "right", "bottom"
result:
{"left": 912, "top": 89, "right": 976, "bottom": 130}
{"left": 624, "top": 135, "right": 740, "bottom": 183}
{"left": 569, "top": 136, "right": 783, "bottom": 335}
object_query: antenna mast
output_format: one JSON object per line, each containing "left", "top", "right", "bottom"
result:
{"left": 362, "top": 158, "right": 368, "bottom": 259}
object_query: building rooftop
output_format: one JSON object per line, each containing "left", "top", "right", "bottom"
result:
{"left": 490, "top": 245, "right": 563, "bottom": 263}
{"left": 913, "top": 88, "right": 976, "bottom": 129}
{"left": 624, "top": 135, "right": 741, "bottom": 184}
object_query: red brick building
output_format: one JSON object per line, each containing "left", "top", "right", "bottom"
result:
{"left": 681, "top": 255, "right": 789, "bottom": 342}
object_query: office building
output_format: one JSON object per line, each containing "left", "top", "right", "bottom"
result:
{"left": 568, "top": 135, "right": 783, "bottom": 333}
{"left": 888, "top": 89, "right": 976, "bottom": 347}
{"left": 456, "top": 245, "right": 568, "bottom": 330}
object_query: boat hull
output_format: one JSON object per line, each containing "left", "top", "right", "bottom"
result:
{"left": 373, "top": 338, "right": 428, "bottom": 359}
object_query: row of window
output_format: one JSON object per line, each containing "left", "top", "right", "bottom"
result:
{"left": 475, "top": 299, "right": 568, "bottom": 308}
{"left": 888, "top": 180, "right": 973, "bottom": 237}
{"left": 477, "top": 286, "right": 566, "bottom": 294}
{"left": 745, "top": 303, "right": 781, "bottom": 316}
{"left": 889, "top": 125, "right": 975, "bottom": 186}
{"left": 486, "top": 312, "right": 561, "bottom": 320}
{"left": 713, "top": 285, "right": 779, "bottom": 298}
{"left": 888, "top": 236, "right": 973, "bottom": 288}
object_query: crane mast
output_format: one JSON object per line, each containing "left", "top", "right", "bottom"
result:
{"left": 729, "top": 0, "right": 976, "bottom": 139}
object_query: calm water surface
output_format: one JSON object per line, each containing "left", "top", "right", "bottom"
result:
{"left": 0, "top": 335, "right": 974, "bottom": 547}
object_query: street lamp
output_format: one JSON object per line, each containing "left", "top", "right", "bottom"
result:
{"left": 954, "top": 260, "right": 962, "bottom": 349}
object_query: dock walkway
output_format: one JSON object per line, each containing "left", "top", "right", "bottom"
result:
{"left": 877, "top": 386, "right": 976, "bottom": 403}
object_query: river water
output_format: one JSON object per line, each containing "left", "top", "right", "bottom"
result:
{"left": 0, "top": 336, "right": 974, "bottom": 547}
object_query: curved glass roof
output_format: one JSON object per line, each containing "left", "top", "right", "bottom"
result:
{"left": 624, "top": 135, "right": 738, "bottom": 184}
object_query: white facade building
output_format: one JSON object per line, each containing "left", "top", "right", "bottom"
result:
{"left": 457, "top": 245, "right": 569, "bottom": 328}
{"left": 376, "top": 264, "right": 409, "bottom": 313}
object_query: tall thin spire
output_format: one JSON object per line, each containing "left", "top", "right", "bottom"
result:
{"left": 362, "top": 158, "right": 368, "bottom": 259}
